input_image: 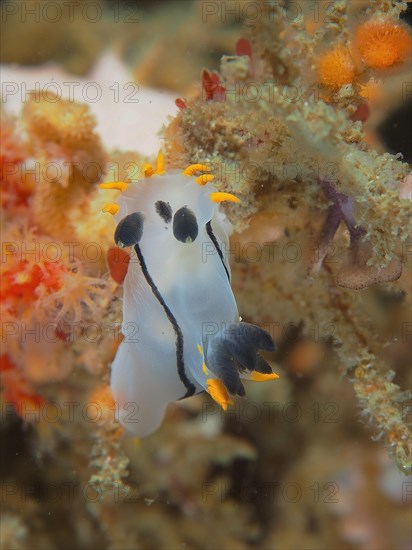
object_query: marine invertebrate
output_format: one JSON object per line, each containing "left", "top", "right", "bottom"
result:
{"left": 1, "top": 223, "right": 109, "bottom": 323}
{"left": 353, "top": 355, "right": 411, "bottom": 472}
{"left": 1, "top": 257, "right": 65, "bottom": 307}
{"left": 39, "top": 261, "right": 110, "bottom": 324}
{"left": 358, "top": 78, "right": 383, "bottom": 103}
{"left": 23, "top": 93, "right": 98, "bottom": 148}
{"left": 162, "top": 0, "right": 411, "bottom": 472}
{"left": 101, "top": 155, "right": 278, "bottom": 436}
{"left": 0, "top": 219, "right": 112, "bottom": 389}
{"left": 309, "top": 8, "right": 412, "bottom": 106}
{"left": 0, "top": 111, "right": 33, "bottom": 208}
{"left": 21, "top": 92, "right": 107, "bottom": 242}
{"left": 355, "top": 18, "right": 412, "bottom": 69}
{"left": 317, "top": 46, "right": 356, "bottom": 88}
{"left": 201, "top": 69, "right": 226, "bottom": 101}
{"left": 309, "top": 178, "right": 402, "bottom": 289}
{"left": 0, "top": 1, "right": 411, "bottom": 549}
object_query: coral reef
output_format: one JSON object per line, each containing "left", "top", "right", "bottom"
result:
{"left": 1, "top": 95, "right": 115, "bottom": 399}
{"left": 164, "top": 0, "right": 412, "bottom": 473}
{"left": 22, "top": 91, "right": 107, "bottom": 242}
{"left": 1, "top": 1, "right": 411, "bottom": 549}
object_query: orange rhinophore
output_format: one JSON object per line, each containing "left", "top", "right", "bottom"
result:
{"left": 355, "top": 19, "right": 412, "bottom": 69}
{"left": 107, "top": 246, "right": 130, "bottom": 285}
{"left": 318, "top": 46, "right": 356, "bottom": 88}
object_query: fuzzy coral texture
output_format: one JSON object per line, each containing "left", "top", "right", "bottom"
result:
{"left": 1, "top": 1, "right": 411, "bottom": 549}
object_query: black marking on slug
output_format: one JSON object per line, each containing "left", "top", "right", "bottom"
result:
{"left": 254, "top": 354, "right": 273, "bottom": 374}
{"left": 224, "top": 338, "right": 257, "bottom": 371}
{"left": 207, "top": 325, "right": 275, "bottom": 397}
{"left": 206, "top": 221, "right": 230, "bottom": 281}
{"left": 134, "top": 244, "right": 196, "bottom": 398}
{"left": 207, "top": 339, "right": 244, "bottom": 396}
{"left": 115, "top": 212, "right": 144, "bottom": 248}
{"left": 173, "top": 206, "right": 198, "bottom": 243}
{"left": 232, "top": 322, "right": 276, "bottom": 352}
{"left": 155, "top": 200, "right": 172, "bottom": 223}
{"left": 221, "top": 322, "right": 275, "bottom": 376}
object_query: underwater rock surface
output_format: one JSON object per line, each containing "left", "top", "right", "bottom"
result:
{"left": 1, "top": 1, "right": 411, "bottom": 549}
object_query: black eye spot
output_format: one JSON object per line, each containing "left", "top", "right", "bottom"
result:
{"left": 173, "top": 206, "right": 198, "bottom": 243}
{"left": 115, "top": 212, "right": 144, "bottom": 248}
{"left": 155, "top": 200, "right": 172, "bottom": 223}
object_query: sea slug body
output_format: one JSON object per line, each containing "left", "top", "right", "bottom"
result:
{"left": 101, "top": 156, "right": 278, "bottom": 437}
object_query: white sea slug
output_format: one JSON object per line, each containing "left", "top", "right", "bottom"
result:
{"left": 101, "top": 154, "right": 278, "bottom": 437}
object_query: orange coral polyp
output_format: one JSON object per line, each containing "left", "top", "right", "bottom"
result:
{"left": 358, "top": 79, "right": 383, "bottom": 103}
{"left": 318, "top": 46, "right": 355, "bottom": 88}
{"left": 1, "top": 261, "right": 65, "bottom": 303}
{"left": 355, "top": 20, "right": 412, "bottom": 69}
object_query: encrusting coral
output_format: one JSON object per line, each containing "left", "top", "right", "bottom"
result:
{"left": 0, "top": 96, "right": 114, "bottom": 406}
{"left": 22, "top": 91, "right": 107, "bottom": 243}
{"left": 0, "top": 1, "right": 411, "bottom": 548}
{"left": 163, "top": 0, "right": 412, "bottom": 472}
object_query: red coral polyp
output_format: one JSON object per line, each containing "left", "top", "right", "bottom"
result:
{"left": 1, "top": 260, "right": 65, "bottom": 304}
{"left": 0, "top": 116, "right": 33, "bottom": 207}
{"left": 175, "top": 98, "right": 187, "bottom": 111}
{"left": 235, "top": 37, "right": 253, "bottom": 59}
{"left": 201, "top": 69, "right": 226, "bottom": 101}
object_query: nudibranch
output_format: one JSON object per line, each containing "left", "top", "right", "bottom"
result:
{"left": 101, "top": 153, "right": 278, "bottom": 437}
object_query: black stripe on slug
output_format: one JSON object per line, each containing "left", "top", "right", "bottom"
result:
{"left": 134, "top": 244, "right": 196, "bottom": 398}
{"left": 206, "top": 221, "right": 230, "bottom": 281}
{"left": 155, "top": 200, "right": 172, "bottom": 223}
{"left": 115, "top": 212, "right": 144, "bottom": 248}
{"left": 173, "top": 206, "right": 198, "bottom": 243}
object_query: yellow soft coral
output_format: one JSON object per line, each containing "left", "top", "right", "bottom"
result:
{"left": 22, "top": 92, "right": 107, "bottom": 242}
{"left": 23, "top": 92, "right": 99, "bottom": 149}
